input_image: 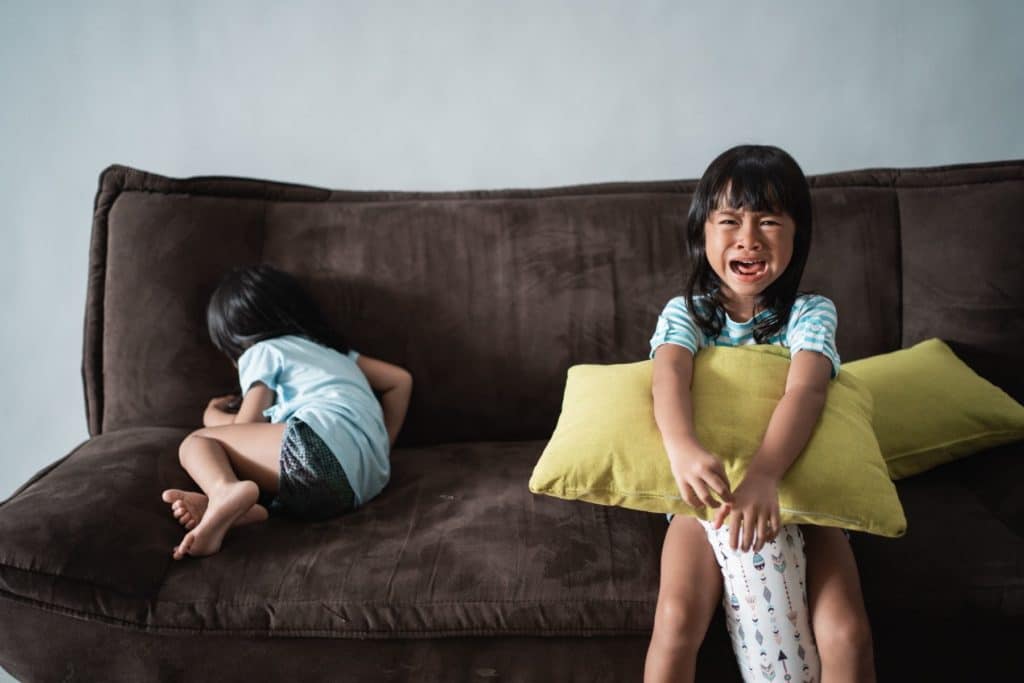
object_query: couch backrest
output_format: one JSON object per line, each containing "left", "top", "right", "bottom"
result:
{"left": 83, "top": 161, "right": 1024, "bottom": 444}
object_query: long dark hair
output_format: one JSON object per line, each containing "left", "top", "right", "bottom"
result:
{"left": 684, "top": 144, "right": 813, "bottom": 342}
{"left": 206, "top": 264, "right": 350, "bottom": 362}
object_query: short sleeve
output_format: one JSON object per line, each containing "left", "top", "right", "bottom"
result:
{"left": 649, "top": 297, "right": 702, "bottom": 359}
{"left": 237, "top": 341, "right": 282, "bottom": 394}
{"left": 786, "top": 295, "right": 841, "bottom": 377}
{"left": 347, "top": 349, "right": 360, "bottom": 362}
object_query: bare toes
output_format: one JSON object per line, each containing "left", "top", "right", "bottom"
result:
{"left": 174, "top": 532, "right": 194, "bottom": 560}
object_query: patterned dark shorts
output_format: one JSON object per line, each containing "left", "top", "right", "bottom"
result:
{"left": 262, "top": 419, "right": 356, "bottom": 521}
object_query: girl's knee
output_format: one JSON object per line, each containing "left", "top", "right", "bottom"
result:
{"left": 816, "top": 613, "right": 873, "bottom": 659}
{"left": 178, "top": 430, "right": 212, "bottom": 461}
{"left": 653, "top": 597, "right": 710, "bottom": 650}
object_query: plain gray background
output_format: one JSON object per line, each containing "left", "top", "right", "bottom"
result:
{"left": 0, "top": 2, "right": 1022, "bottom": 674}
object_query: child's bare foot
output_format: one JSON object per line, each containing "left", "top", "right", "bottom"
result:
{"left": 171, "top": 481, "right": 259, "bottom": 560}
{"left": 162, "top": 489, "right": 268, "bottom": 530}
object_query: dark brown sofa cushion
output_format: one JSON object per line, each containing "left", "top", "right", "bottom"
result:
{"left": 1, "top": 433, "right": 665, "bottom": 637}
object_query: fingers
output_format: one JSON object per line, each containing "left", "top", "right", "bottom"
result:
{"left": 689, "top": 479, "right": 719, "bottom": 509}
{"left": 728, "top": 509, "right": 741, "bottom": 551}
{"left": 755, "top": 514, "right": 768, "bottom": 553}
{"left": 678, "top": 465, "right": 731, "bottom": 510}
{"left": 703, "top": 463, "right": 733, "bottom": 504}
{"left": 713, "top": 503, "right": 731, "bottom": 529}
{"left": 674, "top": 480, "right": 701, "bottom": 509}
{"left": 741, "top": 510, "right": 756, "bottom": 552}
{"left": 673, "top": 474, "right": 710, "bottom": 511}
{"left": 723, "top": 508, "right": 781, "bottom": 552}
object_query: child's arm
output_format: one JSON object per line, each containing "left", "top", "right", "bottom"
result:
{"left": 652, "top": 344, "right": 733, "bottom": 510}
{"left": 203, "top": 384, "right": 274, "bottom": 427}
{"left": 357, "top": 355, "right": 413, "bottom": 446}
{"left": 234, "top": 383, "right": 275, "bottom": 424}
{"left": 713, "top": 350, "right": 832, "bottom": 552}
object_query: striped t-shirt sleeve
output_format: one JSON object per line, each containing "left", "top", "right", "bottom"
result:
{"left": 786, "top": 295, "right": 841, "bottom": 377}
{"left": 649, "top": 296, "right": 702, "bottom": 359}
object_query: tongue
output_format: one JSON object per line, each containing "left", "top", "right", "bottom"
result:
{"left": 736, "top": 261, "right": 762, "bottom": 275}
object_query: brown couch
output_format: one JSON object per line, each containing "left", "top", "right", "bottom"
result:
{"left": 1, "top": 161, "right": 1022, "bottom": 681}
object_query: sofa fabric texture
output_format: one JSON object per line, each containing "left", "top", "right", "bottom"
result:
{"left": 2, "top": 160, "right": 1023, "bottom": 681}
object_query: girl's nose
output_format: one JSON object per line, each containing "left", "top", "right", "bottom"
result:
{"left": 736, "top": 218, "right": 764, "bottom": 249}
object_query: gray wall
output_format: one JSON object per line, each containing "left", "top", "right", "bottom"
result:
{"left": 2, "top": 1, "right": 1023, "bottom": 505}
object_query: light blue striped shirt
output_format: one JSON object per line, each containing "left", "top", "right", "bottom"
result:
{"left": 649, "top": 294, "right": 840, "bottom": 376}
{"left": 237, "top": 335, "right": 390, "bottom": 506}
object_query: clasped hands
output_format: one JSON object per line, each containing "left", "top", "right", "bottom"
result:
{"left": 669, "top": 440, "right": 781, "bottom": 553}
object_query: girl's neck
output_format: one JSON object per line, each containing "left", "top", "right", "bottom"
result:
{"left": 720, "top": 293, "right": 762, "bottom": 324}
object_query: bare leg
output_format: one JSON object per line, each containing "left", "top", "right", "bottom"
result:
{"left": 803, "top": 526, "right": 876, "bottom": 683}
{"left": 644, "top": 515, "right": 723, "bottom": 683}
{"left": 161, "top": 489, "right": 268, "bottom": 529}
{"left": 171, "top": 422, "right": 287, "bottom": 560}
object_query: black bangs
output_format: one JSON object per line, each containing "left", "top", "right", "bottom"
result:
{"left": 697, "top": 147, "right": 809, "bottom": 225}
{"left": 711, "top": 166, "right": 784, "bottom": 215}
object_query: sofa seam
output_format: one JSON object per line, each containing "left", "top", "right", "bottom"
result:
{"left": 0, "top": 589, "right": 655, "bottom": 638}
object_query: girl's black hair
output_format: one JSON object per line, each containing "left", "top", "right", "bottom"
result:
{"left": 206, "top": 264, "right": 350, "bottom": 362}
{"left": 684, "top": 144, "right": 813, "bottom": 342}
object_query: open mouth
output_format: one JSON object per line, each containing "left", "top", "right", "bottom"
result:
{"left": 729, "top": 259, "right": 767, "bottom": 277}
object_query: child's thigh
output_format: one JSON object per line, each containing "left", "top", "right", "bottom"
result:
{"left": 189, "top": 422, "right": 288, "bottom": 491}
{"left": 658, "top": 516, "right": 722, "bottom": 614}
{"left": 802, "top": 526, "right": 869, "bottom": 630}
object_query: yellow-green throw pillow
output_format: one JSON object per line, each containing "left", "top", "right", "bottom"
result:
{"left": 529, "top": 345, "right": 906, "bottom": 537}
{"left": 843, "top": 338, "right": 1024, "bottom": 480}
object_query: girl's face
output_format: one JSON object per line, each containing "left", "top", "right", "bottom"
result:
{"left": 704, "top": 201, "right": 795, "bottom": 320}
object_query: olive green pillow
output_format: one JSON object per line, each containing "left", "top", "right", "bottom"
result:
{"left": 529, "top": 345, "right": 906, "bottom": 537}
{"left": 843, "top": 338, "right": 1024, "bottom": 480}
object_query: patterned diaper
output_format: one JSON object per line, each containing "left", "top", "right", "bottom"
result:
{"left": 701, "top": 521, "right": 821, "bottom": 683}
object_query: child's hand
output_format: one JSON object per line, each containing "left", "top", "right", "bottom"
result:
{"left": 668, "top": 441, "right": 733, "bottom": 511}
{"left": 208, "top": 394, "right": 241, "bottom": 412}
{"left": 203, "top": 394, "right": 240, "bottom": 427}
{"left": 713, "top": 470, "right": 781, "bottom": 553}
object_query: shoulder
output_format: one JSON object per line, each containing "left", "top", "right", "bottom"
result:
{"left": 788, "top": 294, "right": 837, "bottom": 326}
{"left": 659, "top": 295, "right": 688, "bottom": 318}
{"left": 237, "top": 335, "right": 302, "bottom": 370}
{"left": 659, "top": 294, "right": 712, "bottom": 320}
{"left": 238, "top": 337, "right": 282, "bottom": 365}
